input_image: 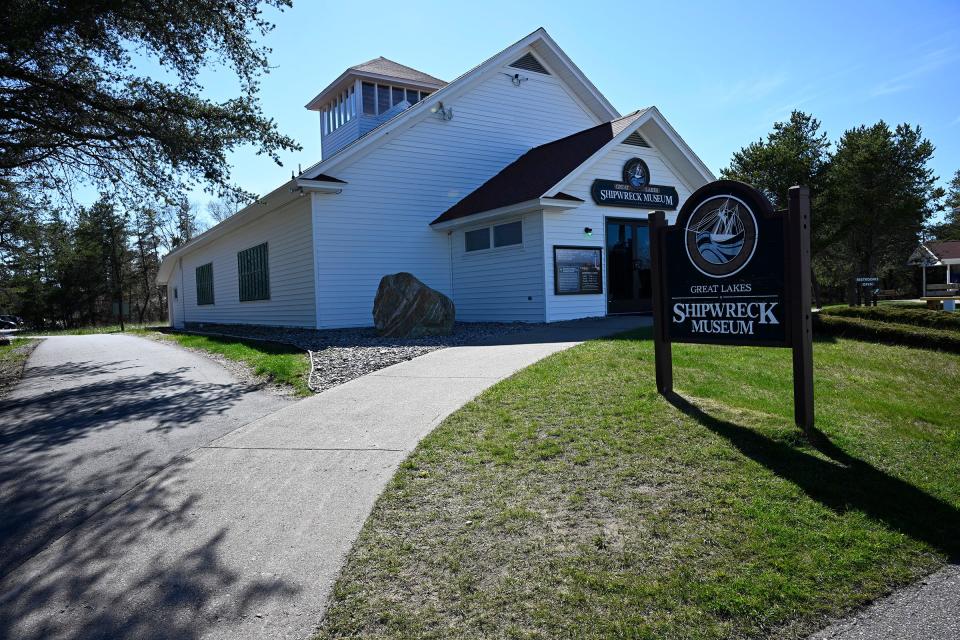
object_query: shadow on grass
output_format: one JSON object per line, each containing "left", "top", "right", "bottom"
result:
{"left": 664, "top": 392, "right": 960, "bottom": 561}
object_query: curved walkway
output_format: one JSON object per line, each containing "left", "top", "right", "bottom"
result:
{"left": 0, "top": 317, "right": 646, "bottom": 640}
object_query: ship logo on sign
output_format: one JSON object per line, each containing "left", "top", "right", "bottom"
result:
{"left": 684, "top": 195, "right": 758, "bottom": 278}
{"left": 622, "top": 157, "right": 650, "bottom": 189}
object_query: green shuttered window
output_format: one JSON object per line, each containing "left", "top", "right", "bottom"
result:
{"left": 237, "top": 242, "right": 270, "bottom": 302}
{"left": 196, "top": 263, "right": 214, "bottom": 305}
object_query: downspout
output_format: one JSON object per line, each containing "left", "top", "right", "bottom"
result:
{"left": 447, "top": 230, "right": 455, "bottom": 305}
{"left": 179, "top": 257, "right": 186, "bottom": 327}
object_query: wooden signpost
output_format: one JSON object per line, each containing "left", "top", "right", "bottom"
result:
{"left": 650, "top": 180, "right": 814, "bottom": 434}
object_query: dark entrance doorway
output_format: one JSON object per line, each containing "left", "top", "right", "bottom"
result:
{"left": 606, "top": 218, "right": 652, "bottom": 314}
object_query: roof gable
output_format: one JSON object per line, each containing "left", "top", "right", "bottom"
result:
{"left": 300, "top": 27, "right": 619, "bottom": 179}
{"left": 431, "top": 107, "right": 715, "bottom": 226}
{"left": 431, "top": 111, "right": 646, "bottom": 225}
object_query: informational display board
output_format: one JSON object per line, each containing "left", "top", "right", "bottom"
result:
{"left": 649, "top": 180, "right": 814, "bottom": 433}
{"left": 553, "top": 246, "right": 603, "bottom": 295}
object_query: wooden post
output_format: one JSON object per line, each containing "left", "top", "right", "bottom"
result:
{"left": 787, "top": 186, "right": 814, "bottom": 434}
{"left": 922, "top": 265, "right": 927, "bottom": 297}
{"left": 649, "top": 210, "right": 672, "bottom": 394}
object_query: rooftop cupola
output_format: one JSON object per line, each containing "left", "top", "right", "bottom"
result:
{"left": 305, "top": 57, "right": 446, "bottom": 159}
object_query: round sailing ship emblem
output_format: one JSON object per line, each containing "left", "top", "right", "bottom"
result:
{"left": 684, "top": 195, "right": 758, "bottom": 278}
{"left": 622, "top": 158, "right": 650, "bottom": 189}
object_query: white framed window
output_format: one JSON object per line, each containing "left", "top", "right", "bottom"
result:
{"left": 464, "top": 220, "right": 523, "bottom": 253}
{"left": 494, "top": 220, "right": 522, "bottom": 247}
{"left": 362, "top": 82, "right": 376, "bottom": 115}
{"left": 465, "top": 228, "right": 490, "bottom": 252}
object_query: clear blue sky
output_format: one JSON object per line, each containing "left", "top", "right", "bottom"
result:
{"left": 179, "top": 0, "right": 960, "bottom": 221}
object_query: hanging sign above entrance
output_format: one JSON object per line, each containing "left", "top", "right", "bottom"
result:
{"left": 590, "top": 157, "right": 679, "bottom": 210}
{"left": 649, "top": 180, "right": 814, "bottom": 434}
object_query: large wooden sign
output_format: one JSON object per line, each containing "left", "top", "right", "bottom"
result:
{"left": 650, "top": 180, "right": 814, "bottom": 433}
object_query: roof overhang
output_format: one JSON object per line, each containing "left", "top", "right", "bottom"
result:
{"left": 305, "top": 71, "right": 446, "bottom": 111}
{"left": 156, "top": 176, "right": 346, "bottom": 285}
{"left": 300, "top": 28, "right": 620, "bottom": 180}
{"left": 294, "top": 177, "right": 346, "bottom": 193}
{"left": 430, "top": 196, "right": 582, "bottom": 231}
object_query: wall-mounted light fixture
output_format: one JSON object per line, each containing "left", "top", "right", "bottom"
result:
{"left": 431, "top": 101, "right": 454, "bottom": 121}
{"left": 584, "top": 227, "right": 593, "bottom": 238}
{"left": 502, "top": 72, "right": 528, "bottom": 87}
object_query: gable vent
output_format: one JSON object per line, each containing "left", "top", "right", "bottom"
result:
{"left": 509, "top": 52, "right": 550, "bottom": 75}
{"left": 623, "top": 131, "right": 651, "bottom": 148}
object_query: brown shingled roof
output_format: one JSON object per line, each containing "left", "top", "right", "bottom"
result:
{"left": 927, "top": 240, "right": 960, "bottom": 260}
{"left": 349, "top": 57, "right": 446, "bottom": 86}
{"left": 431, "top": 110, "right": 648, "bottom": 225}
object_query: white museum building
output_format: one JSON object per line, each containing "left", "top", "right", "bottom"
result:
{"left": 156, "top": 28, "right": 716, "bottom": 328}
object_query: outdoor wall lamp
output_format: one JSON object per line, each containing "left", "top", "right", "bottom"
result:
{"left": 584, "top": 227, "right": 593, "bottom": 237}
{"left": 431, "top": 102, "right": 453, "bottom": 121}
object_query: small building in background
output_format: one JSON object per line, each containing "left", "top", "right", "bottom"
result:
{"left": 909, "top": 240, "right": 960, "bottom": 297}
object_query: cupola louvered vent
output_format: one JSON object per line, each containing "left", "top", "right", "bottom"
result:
{"left": 509, "top": 52, "right": 550, "bottom": 75}
{"left": 623, "top": 131, "right": 651, "bottom": 148}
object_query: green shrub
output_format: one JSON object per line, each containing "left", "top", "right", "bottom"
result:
{"left": 814, "top": 314, "right": 960, "bottom": 353}
{"left": 821, "top": 305, "right": 960, "bottom": 331}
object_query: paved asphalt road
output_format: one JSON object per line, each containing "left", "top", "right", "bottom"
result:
{"left": 0, "top": 334, "right": 290, "bottom": 639}
{"left": 809, "top": 563, "right": 960, "bottom": 640}
{"left": 0, "top": 318, "right": 648, "bottom": 640}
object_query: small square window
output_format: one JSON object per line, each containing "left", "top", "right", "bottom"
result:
{"left": 392, "top": 86, "right": 405, "bottom": 106}
{"left": 494, "top": 221, "right": 522, "bottom": 247}
{"left": 406, "top": 88, "right": 420, "bottom": 104}
{"left": 464, "top": 228, "right": 490, "bottom": 252}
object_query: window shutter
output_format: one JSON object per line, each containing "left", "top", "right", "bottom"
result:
{"left": 238, "top": 243, "right": 270, "bottom": 301}
{"left": 196, "top": 263, "right": 214, "bottom": 305}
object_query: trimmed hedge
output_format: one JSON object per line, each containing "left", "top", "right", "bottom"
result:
{"left": 814, "top": 314, "right": 960, "bottom": 353}
{"left": 821, "top": 305, "right": 960, "bottom": 331}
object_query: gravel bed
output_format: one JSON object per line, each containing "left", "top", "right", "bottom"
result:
{"left": 179, "top": 322, "right": 544, "bottom": 393}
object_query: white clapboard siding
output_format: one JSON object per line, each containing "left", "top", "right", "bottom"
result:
{"left": 177, "top": 196, "right": 316, "bottom": 327}
{"left": 321, "top": 116, "right": 361, "bottom": 159}
{"left": 312, "top": 60, "right": 597, "bottom": 328}
{"left": 543, "top": 143, "right": 695, "bottom": 322}
{"left": 450, "top": 213, "right": 545, "bottom": 322}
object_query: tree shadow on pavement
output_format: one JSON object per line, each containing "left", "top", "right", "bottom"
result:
{"left": 664, "top": 391, "right": 960, "bottom": 561}
{"left": 0, "top": 364, "right": 251, "bottom": 453}
{"left": 0, "top": 456, "right": 300, "bottom": 640}
{"left": 0, "top": 360, "right": 259, "bottom": 578}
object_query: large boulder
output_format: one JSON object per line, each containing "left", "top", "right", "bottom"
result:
{"left": 373, "top": 272, "right": 455, "bottom": 338}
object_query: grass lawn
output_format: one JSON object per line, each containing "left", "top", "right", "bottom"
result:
{"left": 0, "top": 338, "right": 38, "bottom": 396}
{"left": 316, "top": 329, "right": 960, "bottom": 639}
{"left": 150, "top": 331, "right": 312, "bottom": 396}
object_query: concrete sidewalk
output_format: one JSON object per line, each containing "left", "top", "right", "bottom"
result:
{"left": 0, "top": 316, "right": 647, "bottom": 640}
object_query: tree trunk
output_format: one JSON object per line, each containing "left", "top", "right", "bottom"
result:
{"left": 811, "top": 268, "right": 822, "bottom": 309}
